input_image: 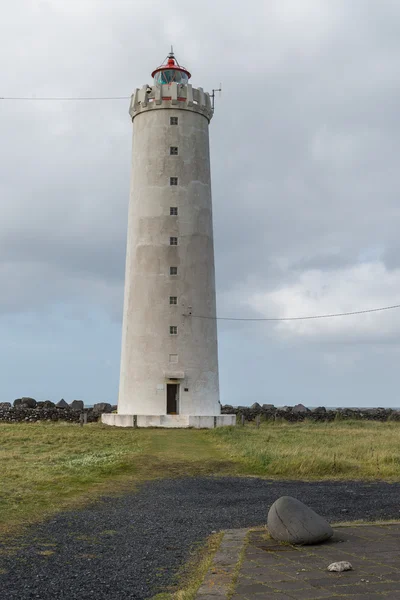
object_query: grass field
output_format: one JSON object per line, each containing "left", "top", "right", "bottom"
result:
{"left": 1, "top": 419, "right": 400, "bottom": 534}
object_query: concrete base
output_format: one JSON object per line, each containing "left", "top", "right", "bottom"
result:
{"left": 101, "top": 413, "right": 236, "bottom": 429}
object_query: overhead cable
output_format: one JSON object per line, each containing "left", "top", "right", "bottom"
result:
{"left": 0, "top": 96, "right": 129, "bottom": 101}
{"left": 190, "top": 303, "right": 400, "bottom": 322}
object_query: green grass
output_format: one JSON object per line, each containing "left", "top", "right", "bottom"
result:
{"left": 2, "top": 419, "right": 400, "bottom": 535}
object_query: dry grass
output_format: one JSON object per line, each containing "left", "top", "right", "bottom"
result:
{"left": 208, "top": 419, "right": 400, "bottom": 479}
{"left": 0, "top": 422, "right": 239, "bottom": 535}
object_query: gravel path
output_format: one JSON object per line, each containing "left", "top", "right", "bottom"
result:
{"left": 2, "top": 477, "right": 400, "bottom": 600}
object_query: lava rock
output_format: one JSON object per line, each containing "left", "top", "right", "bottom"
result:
{"left": 15, "top": 397, "right": 37, "bottom": 409}
{"left": 56, "top": 399, "right": 69, "bottom": 409}
{"left": 43, "top": 400, "right": 55, "bottom": 408}
{"left": 292, "top": 404, "right": 310, "bottom": 413}
{"left": 70, "top": 400, "right": 84, "bottom": 411}
{"left": 0, "top": 402, "right": 11, "bottom": 408}
{"left": 93, "top": 402, "right": 112, "bottom": 414}
{"left": 267, "top": 496, "right": 333, "bottom": 545}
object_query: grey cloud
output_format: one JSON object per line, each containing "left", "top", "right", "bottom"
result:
{"left": 1, "top": 0, "right": 400, "bottom": 405}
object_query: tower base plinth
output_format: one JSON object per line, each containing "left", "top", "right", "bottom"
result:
{"left": 101, "top": 414, "right": 236, "bottom": 429}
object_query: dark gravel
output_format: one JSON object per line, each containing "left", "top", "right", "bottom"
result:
{"left": 1, "top": 477, "right": 400, "bottom": 599}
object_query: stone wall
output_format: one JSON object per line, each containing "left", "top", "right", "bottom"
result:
{"left": 1, "top": 399, "right": 398, "bottom": 424}
{"left": 221, "top": 403, "right": 400, "bottom": 423}
{"left": 0, "top": 398, "right": 117, "bottom": 424}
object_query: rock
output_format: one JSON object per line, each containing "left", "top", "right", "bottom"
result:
{"left": 43, "top": 400, "right": 55, "bottom": 408}
{"left": 292, "top": 404, "right": 310, "bottom": 413}
{"left": 262, "top": 404, "right": 275, "bottom": 410}
{"left": 221, "top": 404, "right": 234, "bottom": 414}
{"left": 251, "top": 402, "right": 262, "bottom": 410}
{"left": 328, "top": 561, "right": 353, "bottom": 572}
{"left": 267, "top": 496, "right": 333, "bottom": 545}
{"left": 70, "top": 400, "right": 84, "bottom": 411}
{"left": 15, "top": 397, "right": 37, "bottom": 409}
{"left": 0, "top": 402, "right": 11, "bottom": 408}
{"left": 21, "top": 397, "right": 36, "bottom": 405}
{"left": 312, "top": 406, "right": 327, "bottom": 413}
{"left": 111, "top": 405, "right": 118, "bottom": 412}
{"left": 56, "top": 399, "right": 69, "bottom": 409}
{"left": 93, "top": 402, "right": 112, "bottom": 414}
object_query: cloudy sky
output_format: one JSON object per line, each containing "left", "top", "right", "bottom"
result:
{"left": 1, "top": 0, "right": 400, "bottom": 407}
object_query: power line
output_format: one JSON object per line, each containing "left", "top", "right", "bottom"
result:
{"left": 190, "top": 303, "right": 400, "bottom": 322}
{"left": 0, "top": 96, "right": 130, "bottom": 101}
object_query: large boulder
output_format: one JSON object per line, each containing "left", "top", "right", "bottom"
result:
{"left": 268, "top": 496, "right": 333, "bottom": 545}
{"left": 21, "top": 397, "right": 37, "bottom": 408}
{"left": 93, "top": 402, "right": 112, "bottom": 414}
{"left": 292, "top": 404, "right": 310, "bottom": 414}
{"left": 70, "top": 400, "right": 84, "bottom": 411}
{"left": 0, "top": 402, "right": 11, "bottom": 409}
{"left": 56, "top": 399, "right": 69, "bottom": 409}
{"left": 37, "top": 400, "right": 55, "bottom": 409}
{"left": 14, "top": 397, "right": 37, "bottom": 408}
{"left": 43, "top": 400, "right": 55, "bottom": 408}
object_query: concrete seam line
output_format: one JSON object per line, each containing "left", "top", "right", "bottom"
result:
{"left": 195, "top": 528, "right": 248, "bottom": 599}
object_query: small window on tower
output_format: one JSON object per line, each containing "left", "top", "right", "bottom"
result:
{"left": 170, "top": 326, "right": 178, "bottom": 335}
{"left": 170, "top": 147, "right": 178, "bottom": 155}
{"left": 170, "top": 117, "right": 178, "bottom": 125}
{"left": 170, "top": 266, "right": 178, "bottom": 275}
{"left": 170, "top": 207, "right": 178, "bottom": 216}
{"left": 170, "top": 237, "right": 178, "bottom": 246}
{"left": 170, "top": 177, "right": 178, "bottom": 186}
{"left": 170, "top": 296, "right": 178, "bottom": 305}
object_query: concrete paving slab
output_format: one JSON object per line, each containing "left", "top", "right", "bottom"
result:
{"left": 195, "top": 523, "right": 400, "bottom": 599}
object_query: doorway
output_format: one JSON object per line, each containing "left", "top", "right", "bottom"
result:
{"left": 166, "top": 383, "right": 179, "bottom": 415}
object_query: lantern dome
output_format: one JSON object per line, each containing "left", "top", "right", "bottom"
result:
{"left": 151, "top": 50, "right": 191, "bottom": 85}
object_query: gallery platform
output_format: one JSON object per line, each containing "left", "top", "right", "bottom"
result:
{"left": 101, "top": 414, "right": 236, "bottom": 428}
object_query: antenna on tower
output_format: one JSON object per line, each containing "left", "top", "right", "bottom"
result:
{"left": 211, "top": 84, "right": 222, "bottom": 111}
{"left": 169, "top": 45, "right": 174, "bottom": 57}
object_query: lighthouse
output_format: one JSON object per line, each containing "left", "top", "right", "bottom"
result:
{"left": 102, "top": 51, "right": 235, "bottom": 428}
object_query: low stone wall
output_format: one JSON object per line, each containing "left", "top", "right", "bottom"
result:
{"left": 0, "top": 398, "right": 117, "bottom": 424}
{"left": 1, "top": 399, "right": 398, "bottom": 424}
{"left": 0, "top": 406, "right": 100, "bottom": 423}
{"left": 221, "top": 403, "right": 400, "bottom": 423}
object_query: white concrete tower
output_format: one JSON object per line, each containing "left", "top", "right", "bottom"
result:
{"left": 102, "top": 51, "right": 235, "bottom": 428}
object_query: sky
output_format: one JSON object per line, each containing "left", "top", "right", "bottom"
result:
{"left": 1, "top": 0, "right": 400, "bottom": 408}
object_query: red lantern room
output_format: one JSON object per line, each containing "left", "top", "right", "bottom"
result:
{"left": 151, "top": 49, "right": 191, "bottom": 85}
